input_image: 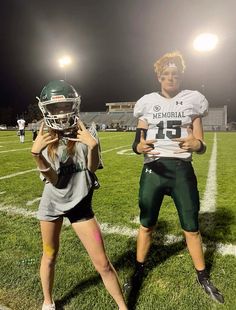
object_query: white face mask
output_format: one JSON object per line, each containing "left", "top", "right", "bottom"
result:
{"left": 38, "top": 97, "right": 81, "bottom": 131}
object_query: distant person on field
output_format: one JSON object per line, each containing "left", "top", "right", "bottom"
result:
{"left": 31, "top": 80, "right": 127, "bottom": 310}
{"left": 32, "top": 119, "right": 38, "bottom": 142}
{"left": 17, "top": 117, "right": 26, "bottom": 143}
{"left": 124, "top": 51, "right": 224, "bottom": 304}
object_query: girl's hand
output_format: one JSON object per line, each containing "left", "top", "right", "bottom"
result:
{"left": 31, "top": 122, "right": 58, "bottom": 154}
{"left": 68, "top": 120, "right": 98, "bottom": 149}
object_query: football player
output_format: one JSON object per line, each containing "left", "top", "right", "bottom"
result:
{"left": 17, "top": 117, "right": 26, "bottom": 143}
{"left": 32, "top": 80, "right": 127, "bottom": 310}
{"left": 125, "top": 51, "right": 224, "bottom": 304}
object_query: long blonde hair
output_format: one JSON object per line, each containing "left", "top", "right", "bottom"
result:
{"left": 47, "top": 129, "right": 76, "bottom": 161}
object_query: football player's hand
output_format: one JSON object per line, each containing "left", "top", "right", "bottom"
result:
{"left": 137, "top": 130, "right": 159, "bottom": 155}
{"left": 173, "top": 125, "right": 201, "bottom": 153}
{"left": 31, "top": 122, "right": 58, "bottom": 154}
{"left": 69, "top": 120, "right": 98, "bottom": 149}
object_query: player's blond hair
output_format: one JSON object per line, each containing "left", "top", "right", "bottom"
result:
{"left": 154, "top": 51, "right": 186, "bottom": 75}
{"left": 47, "top": 129, "right": 76, "bottom": 161}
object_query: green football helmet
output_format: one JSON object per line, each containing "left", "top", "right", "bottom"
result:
{"left": 37, "top": 80, "right": 81, "bottom": 131}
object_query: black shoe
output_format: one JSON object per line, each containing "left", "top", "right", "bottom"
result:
{"left": 197, "top": 277, "right": 224, "bottom": 304}
{"left": 124, "top": 266, "right": 144, "bottom": 294}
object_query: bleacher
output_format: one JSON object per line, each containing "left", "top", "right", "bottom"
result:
{"left": 27, "top": 103, "right": 228, "bottom": 132}
{"left": 202, "top": 106, "right": 228, "bottom": 131}
{"left": 79, "top": 104, "right": 228, "bottom": 131}
{"left": 80, "top": 111, "right": 137, "bottom": 130}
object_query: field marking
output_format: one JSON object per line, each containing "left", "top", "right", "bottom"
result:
{"left": 99, "top": 134, "right": 126, "bottom": 140}
{"left": 0, "top": 169, "right": 37, "bottom": 180}
{"left": 26, "top": 197, "right": 41, "bottom": 206}
{"left": 0, "top": 204, "right": 37, "bottom": 217}
{"left": 0, "top": 204, "right": 235, "bottom": 257}
{"left": 0, "top": 145, "right": 128, "bottom": 154}
{"left": 117, "top": 148, "right": 135, "bottom": 155}
{"left": 101, "top": 145, "right": 130, "bottom": 153}
{"left": 0, "top": 145, "right": 128, "bottom": 181}
{"left": 0, "top": 140, "right": 20, "bottom": 144}
{"left": 0, "top": 147, "right": 31, "bottom": 153}
{"left": 200, "top": 133, "right": 217, "bottom": 213}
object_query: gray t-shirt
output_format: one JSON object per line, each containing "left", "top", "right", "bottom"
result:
{"left": 37, "top": 140, "right": 93, "bottom": 221}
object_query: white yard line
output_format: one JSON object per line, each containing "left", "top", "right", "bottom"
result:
{"left": 101, "top": 145, "right": 130, "bottom": 153}
{"left": 26, "top": 197, "right": 41, "bottom": 206}
{"left": 0, "top": 145, "right": 128, "bottom": 181}
{"left": 200, "top": 133, "right": 217, "bottom": 213}
{"left": 0, "top": 169, "right": 37, "bottom": 180}
{"left": 0, "top": 141, "right": 19, "bottom": 144}
{"left": 99, "top": 134, "right": 125, "bottom": 140}
{"left": 117, "top": 148, "right": 135, "bottom": 155}
{"left": 0, "top": 147, "right": 30, "bottom": 153}
{"left": 0, "top": 204, "right": 235, "bottom": 257}
{"left": 0, "top": 205, "right": 37, "bottom": 217}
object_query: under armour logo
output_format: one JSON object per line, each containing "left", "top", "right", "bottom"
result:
{"left": 145, "top": 168, "right": 152, "bottom": 174}
{"left": 176, "top": 101, "right": 183, "bottom": 105}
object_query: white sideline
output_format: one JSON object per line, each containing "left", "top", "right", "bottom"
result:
{"left": 200, "top": 133, "right": 217, "bottom": 213}
{"left": 0, "top": 204, "right": 235, "bottom": 257}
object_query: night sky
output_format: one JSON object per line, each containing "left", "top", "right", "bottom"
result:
{"left": 2, "top": 0, "right": 236, "bottom": 124}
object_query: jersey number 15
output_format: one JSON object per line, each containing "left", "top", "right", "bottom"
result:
{"left": 155, "top": 120, "right": 182, "bottom": 139}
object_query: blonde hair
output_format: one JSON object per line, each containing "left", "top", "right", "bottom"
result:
{"left": 154, "top": 51, "right": 186, "bottom": 76}
{"left": 47, "top": 129, "right": 76, "bottom": 161}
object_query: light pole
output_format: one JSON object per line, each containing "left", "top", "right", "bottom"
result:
{"left": 58, "top": 56, "right": 71, "bottom": 81}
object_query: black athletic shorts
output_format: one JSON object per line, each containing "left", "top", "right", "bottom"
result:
{"left": 65, "top": 189, "right": 95, "bottom": 223}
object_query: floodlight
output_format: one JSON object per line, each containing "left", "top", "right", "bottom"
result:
{"left": 193, "top": 33, "right": 218, "bottom": 52}
{"left": 58, "top": 56, "right": 71, "bottom": 68}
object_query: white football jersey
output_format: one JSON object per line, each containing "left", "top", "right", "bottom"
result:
{"left": 17, "top": 119, "right": 25, "bottom": 130}
{"left": 134, "top": 90, "right": 208, "bottom": 162}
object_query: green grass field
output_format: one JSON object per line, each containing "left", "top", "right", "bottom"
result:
{"left": 0, "top": 130, "right": 236, "bottom": 310}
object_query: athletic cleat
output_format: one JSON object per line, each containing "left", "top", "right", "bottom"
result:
{"left": 123, "top": 266, "right": 144, "bottom": 294}
{"left": 42, "top": 301, "right": 56, "bottom": 310}
{"left": 197, "top": 277, "right": 224, "bottom": 304}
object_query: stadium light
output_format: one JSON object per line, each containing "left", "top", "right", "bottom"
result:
{"left": 58, "top": 56, "right": 72, "bottom": 80}
{"left": 193, "top": 33, "right": 218, "bottom": 94}
{"left": 193, "top": 33, "right": 218, "bottom": 52}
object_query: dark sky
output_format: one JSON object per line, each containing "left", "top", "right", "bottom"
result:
{"left": 2, "top": 0, "right": 236, "bottom": 123}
